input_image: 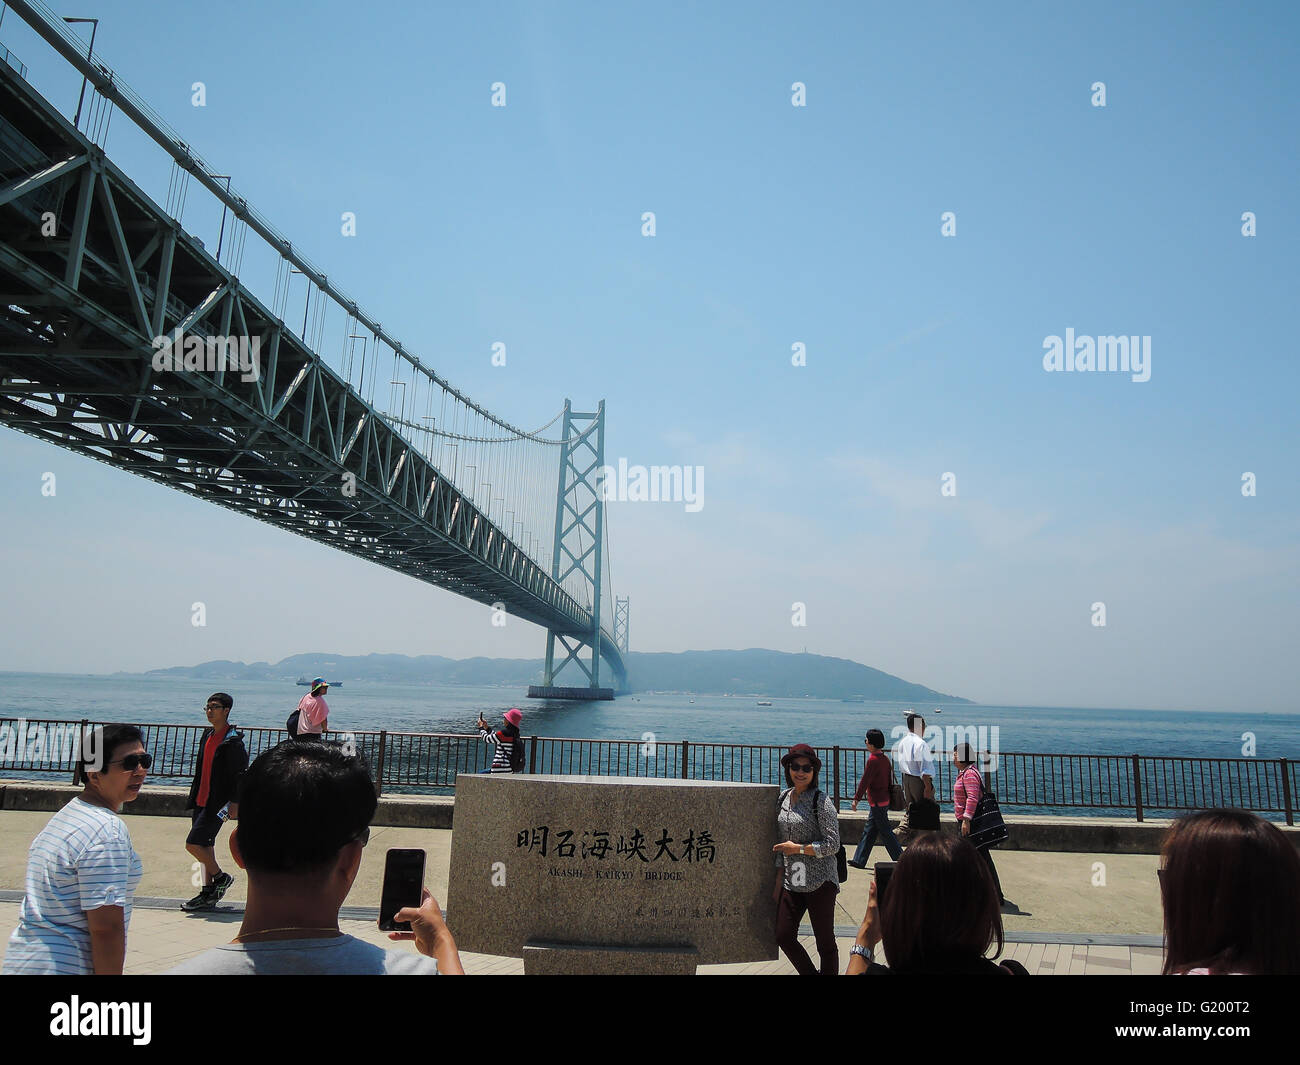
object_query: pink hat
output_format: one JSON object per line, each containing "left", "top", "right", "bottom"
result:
{"left": 504, "top": 708, "right": 523, "bottom": 726}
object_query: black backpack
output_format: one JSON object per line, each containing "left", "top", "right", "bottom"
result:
{"left": 508, "top": 737, "right": 525, "bottom": 772}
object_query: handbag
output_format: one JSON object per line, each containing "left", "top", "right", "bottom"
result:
{"left": 889, "top": 775, "right": 906, "bottom": 812}
{"left": 906, "top": 796, "right": 941, "bottom": 831}
{"left": 286, "top": 708, "right": 301, "bottom": 739}
{"left": 965, "top": 767, "right": 1009, "bottom": 849}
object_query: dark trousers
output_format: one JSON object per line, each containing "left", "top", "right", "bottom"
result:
{"left": 852, "top": 804, "right": 903, "bottom": 865}
{"left": 979, "top": 845, "right": 1004, "bottom": 902}
{"left": 898, "top": 774, "right": 927, "bottom": 833}
{"left": 776, "top": 881, "right": 839, "bottom": 976}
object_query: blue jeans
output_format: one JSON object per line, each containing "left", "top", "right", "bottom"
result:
{"left": 852, "top": 804, "right": 903, "bottom": 866}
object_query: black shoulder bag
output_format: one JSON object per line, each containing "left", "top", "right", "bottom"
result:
{"left": 966, "top": 767, "right": 1009, "bottom": 849}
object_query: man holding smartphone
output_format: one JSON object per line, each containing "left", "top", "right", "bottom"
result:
{"left": 168, "top": 740, "right": 464, "bottom": 974}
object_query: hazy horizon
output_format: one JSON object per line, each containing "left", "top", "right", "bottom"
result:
{"left": 0, "top": 649, "right": 1292, "bottom": 717}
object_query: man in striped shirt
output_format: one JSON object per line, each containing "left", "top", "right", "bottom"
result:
{"left": 3, "top": 723, "right": 147, "bottom": 974}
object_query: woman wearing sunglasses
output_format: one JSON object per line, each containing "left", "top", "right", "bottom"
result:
{"left": 3, "top": 723, "right": 148, "bottom": 974}
{"left": 772, "top": 743, "right": 841, "bottom": 975}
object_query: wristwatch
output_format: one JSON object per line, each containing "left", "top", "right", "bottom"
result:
{"left": 850, "top": 944, "right": 873, "bottom": 962}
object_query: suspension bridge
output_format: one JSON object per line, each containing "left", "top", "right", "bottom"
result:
{"left": 0, "top": 1, "right": 628, "bottom": 697}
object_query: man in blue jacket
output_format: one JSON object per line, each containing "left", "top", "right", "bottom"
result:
{"left": 182, "top": 692, "right": 249, "bottom": 911}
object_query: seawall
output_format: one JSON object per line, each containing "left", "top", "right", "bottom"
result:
{"left": 5, "top": 779, "right": 1297, "bottom": 854}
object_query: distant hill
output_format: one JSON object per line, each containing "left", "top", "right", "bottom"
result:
{"left": 142, "top": 648, "right": 969, "bottom": 703}
{"left": 144, "top": 652, "right": 542, "bottom": 687}
{"left": 624, "top": 649, "right": 970, "bottom": 702}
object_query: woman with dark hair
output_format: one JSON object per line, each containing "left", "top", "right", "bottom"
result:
{"left": 1160, "top": 808, "right": 1300, "bottom": 975}
{"left": 3, "top": 723, "right": 148, "bottom": 974}
{"left": 772, "top": 743, "right": 841, "bottom": 975}
{"left": 953, "top": 742, "right": 1005, "bottom": 905}
{"left": 846, "top": 832, "right": 1027, "bottom": 974}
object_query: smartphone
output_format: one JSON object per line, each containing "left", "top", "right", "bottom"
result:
{"left": 378, "top": 848, "right": 426, "bottom": 932}
{"left": 874, "top": 862, "right": 896, "bottom": 905}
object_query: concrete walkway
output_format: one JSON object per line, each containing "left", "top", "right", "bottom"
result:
{"left": 1, "top": 808, "right": 1166, "bottom": 973}
{"left": 0, "top": 898, "right": 1164, "bottom": 975}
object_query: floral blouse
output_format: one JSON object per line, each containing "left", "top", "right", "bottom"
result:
{"left": 775, "top": 787, "right": 841, "bottom": 893}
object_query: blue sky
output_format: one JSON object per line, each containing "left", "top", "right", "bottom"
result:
{"left": 1, "top": 1, "right": 1297, "bottom": 710}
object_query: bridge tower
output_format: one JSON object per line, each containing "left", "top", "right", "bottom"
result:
{"left": 528, "top": 400, "right": 621, "bottom": 701}
{"left": 614, "top": 596, "right": 630, "bottom": 654}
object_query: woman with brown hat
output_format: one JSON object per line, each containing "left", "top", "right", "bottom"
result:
{"left": 772, "top": 743, "right": 841, "bottom": 975}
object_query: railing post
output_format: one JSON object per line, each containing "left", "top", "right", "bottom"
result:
{"left": 374, "top": 730, "right": 386, "bottom": 797}
{"left": 680, "top": 740, "right": 689, "bottom": 779}
{"left": 1132, "top": 754, "right": 1144, "bottom": 822}
{"left": 72, "top": 719, "right": 88, "bottom": 784}
{"left": 529, "top": 735, "right": 538, "bottom": 775}
{"left": 1281, "top": 758, "right": 1293, "bottom": 827}
{"left": 832, "top": 746, "right": 841, "bottom": 808}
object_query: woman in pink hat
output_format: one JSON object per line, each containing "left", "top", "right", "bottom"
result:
{"left": 476, "top": 708, "right": 524, "bottom": 774}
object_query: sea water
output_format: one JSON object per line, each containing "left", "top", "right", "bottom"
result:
{"left": 2, "top": 671, "right": 1295, "bottom": 759}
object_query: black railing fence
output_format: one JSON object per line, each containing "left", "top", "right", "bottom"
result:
{"left": 0, "top": 718, "right": 1294, "bottom": 824}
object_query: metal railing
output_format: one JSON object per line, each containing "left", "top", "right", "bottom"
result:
{"left": 0, "top": 718, "right": 1294, "bottom": 824}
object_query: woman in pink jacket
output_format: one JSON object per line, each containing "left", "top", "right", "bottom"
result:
{"left": 953, "top": 743, "right": 1005, "bottom": 907}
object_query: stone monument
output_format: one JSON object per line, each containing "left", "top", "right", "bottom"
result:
{"left": 446, "top": 774, "right": 781, "bottom": 974}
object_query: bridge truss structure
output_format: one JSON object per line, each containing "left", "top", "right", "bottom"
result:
{"left": 0, "top": 1, "right": 626, "bottom": 694}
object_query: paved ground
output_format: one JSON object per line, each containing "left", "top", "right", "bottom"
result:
{"left": 0, "top": 899, "right": 1165, "bottom": 975}
{"left": 1, "top": 807, "right": 1167, "bottom": 973}
{"left": 0, "top": 809, "right": 1166, "bottom": 931}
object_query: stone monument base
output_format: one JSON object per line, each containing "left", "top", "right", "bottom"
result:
{"left": 523, "top": 940, "right": 699, "bottom": 975}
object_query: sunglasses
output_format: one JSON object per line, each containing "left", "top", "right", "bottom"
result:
{"left": 790, "top": 763, "right": 815, "bottom": 772}
{"left": 104, "top": 753, "right": 153, "bottom": 772}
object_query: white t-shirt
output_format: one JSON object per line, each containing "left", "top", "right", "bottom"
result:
{"left": 166, "top": 934, "right": 441, "bottom": 975}
{"left": 2, "top": 797, "right": 144, "bottom": 974}
{"left": 894, "top": 731, "right": 936, "bottom": 778}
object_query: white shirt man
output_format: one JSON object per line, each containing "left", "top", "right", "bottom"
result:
{"left": 893, "top": 714, "right": 936, "bottom": 838}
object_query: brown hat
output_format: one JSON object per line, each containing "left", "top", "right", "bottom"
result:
{"left": 780, "top": 743, "right": 822, "bottom": 770}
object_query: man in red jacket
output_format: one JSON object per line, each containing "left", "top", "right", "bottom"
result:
{"left": 182, "top": 692, "right": 248, "bottom": 910}
{"left": 848, "top": 729, "right": 904, "bottom": 868}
